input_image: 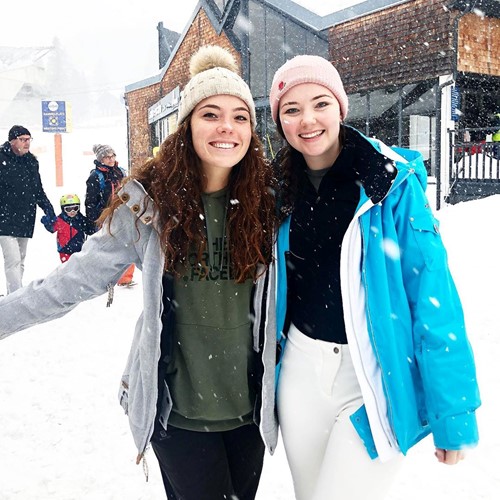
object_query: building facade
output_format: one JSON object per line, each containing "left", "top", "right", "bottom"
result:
{"left": 124, "top": 0, "right": 500, "bottom": 207}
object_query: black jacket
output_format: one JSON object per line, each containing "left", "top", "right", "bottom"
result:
{"left": 85, "top": 161, "right": 125, "bottom": 226}
{"left": 276, "top": 126, "right": 396, "bottom": 343}
{"left": 0, "top": 141, "right": 56, "bottom": 238}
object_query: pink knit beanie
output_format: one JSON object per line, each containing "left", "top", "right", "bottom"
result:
{"left": 269, "top": 55, "right": 348, "bottom": 123}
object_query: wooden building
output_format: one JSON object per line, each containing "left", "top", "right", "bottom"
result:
{"left": 124, "top": 0, "right": 500, "bottom": 208}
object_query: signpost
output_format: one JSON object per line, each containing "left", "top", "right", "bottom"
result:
{"left": 41, "top": 100, "right": 72, "bottom": 187}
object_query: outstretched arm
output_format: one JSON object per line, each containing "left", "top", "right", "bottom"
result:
{"left": 0, "top": 202, "right": 142, "bottom": 340}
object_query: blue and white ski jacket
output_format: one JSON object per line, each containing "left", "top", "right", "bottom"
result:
{"left": 274, "top": 131, "right": 481, "bottom": 461}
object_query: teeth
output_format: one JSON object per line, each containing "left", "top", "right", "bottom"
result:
{"left": 212, "top": 142, "right": 235, "bottom": 149}
{"left": 300, "top": 131, "right": 322, "bottom": 139}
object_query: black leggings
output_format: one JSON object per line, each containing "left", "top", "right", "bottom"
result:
{"left": 151, "top": 422, "right": 265, "bottom": 500}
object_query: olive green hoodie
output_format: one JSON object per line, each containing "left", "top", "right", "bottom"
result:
{"left": 166, "top": 187, "right": 255, "bottom": 431}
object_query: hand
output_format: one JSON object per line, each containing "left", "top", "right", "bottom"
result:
{"left": 435, "top": 448, "right": 466, "bottom": 465}
{"left": 41, "top": 214, "right": 56, "bottom": 232}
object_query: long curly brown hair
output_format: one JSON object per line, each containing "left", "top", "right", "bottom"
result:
{"left": 102, "top": 117, "right": 277, "bottom": 283}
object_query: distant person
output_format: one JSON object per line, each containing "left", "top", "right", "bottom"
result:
{"left": 492, "top": 112, "right": 500, "bottom": 159}
{"left": 85, "top": 144, "right": 135, "bottom": 286}
{"left": 0, "top": 125, "right": 56, "bottom": 294}
{"left": 42, "top": 194, "right": 94, "bottom": 263}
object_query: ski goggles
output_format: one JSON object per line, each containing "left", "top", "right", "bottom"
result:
{"left": 63, "top": 205, "right": 80, "bottom": 213}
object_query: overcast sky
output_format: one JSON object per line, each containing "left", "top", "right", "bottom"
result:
{"left": 0, "top": 0, "right": 362, "bottom": 93}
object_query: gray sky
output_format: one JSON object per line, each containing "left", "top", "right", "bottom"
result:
{"left": 1, "top": 0, "right": 362, "bottom": 93}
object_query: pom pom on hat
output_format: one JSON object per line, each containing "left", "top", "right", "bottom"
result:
{"left": 93, "top": 144, "right": 116, "bottom": 162}
{"left": 189, "top": 45, "right": 239, "bottom": 76}
{"left": 177, "top": 45, "right": 256, "bottom": 128}
{"left": 8, "top": 125, "right": 31, "bottom": 141}
{"left": 269, "top": 55, "right": 348, "bottom": 124}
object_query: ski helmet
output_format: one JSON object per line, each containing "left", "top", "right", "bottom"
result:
{"left": 60, "top": 194, "right": 80, "bottom": 207}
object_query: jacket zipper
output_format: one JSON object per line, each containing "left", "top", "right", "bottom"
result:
{"left": 358, "top": 222, "right": 397, "bottom": 449}
{"left": 351, "top": 168, "right": 414, "bottom": 450}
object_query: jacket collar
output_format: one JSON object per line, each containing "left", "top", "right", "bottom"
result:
{"left": 1, "top": 141, "right": 34, "bottom": 161}
{"left": 343, "top": 126, "right": 398, "bottom": 204}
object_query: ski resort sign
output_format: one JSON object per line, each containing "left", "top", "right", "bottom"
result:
{"left": 42, "top": 100, "right": 72, "bottom": 133}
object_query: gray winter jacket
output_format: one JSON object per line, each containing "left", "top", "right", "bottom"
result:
{"left": 0, "top": 180, "right": 279, "bottom": 460}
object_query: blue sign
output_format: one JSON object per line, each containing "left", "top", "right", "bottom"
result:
{"left": 451, "top": 86, "right": 461, "bottom": 122}
{"left": 42, "top": 101, "right": 70, "bottom": 132}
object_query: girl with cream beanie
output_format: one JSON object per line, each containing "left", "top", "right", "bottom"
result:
{"left": 0, "top": 45, "right": 278, "bottom": 500}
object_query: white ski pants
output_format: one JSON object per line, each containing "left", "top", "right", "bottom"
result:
{"left": 0, "top": 236, "right": 29, "bottom": 294}
{"left": 277, "top": 324, "right": 403, "bottom": 500}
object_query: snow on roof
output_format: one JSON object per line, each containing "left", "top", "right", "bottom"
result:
{"left": 0, "top": 46, "right": 53, "bottom": 71}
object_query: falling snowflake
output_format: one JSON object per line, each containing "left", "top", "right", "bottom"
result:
{"left": 429, "top": 296, "right": 441, "bottom": 308}
{"left": 382, "top": 238, "right": 401, "bottom": 260}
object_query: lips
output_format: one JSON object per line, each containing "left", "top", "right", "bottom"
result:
{"left": 299, "top": 130, "right": 324, "bottom": 139}
{"left": 210, "top": 142, "right": 237, "bottom": 149}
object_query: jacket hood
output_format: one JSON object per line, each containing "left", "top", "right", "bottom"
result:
{"left": 1, "top": 141, "right": 15, "bottom": 157}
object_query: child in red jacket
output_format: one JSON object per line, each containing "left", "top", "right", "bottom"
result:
{"left": 42, "top": 194, "right": 94, "bottom": 263}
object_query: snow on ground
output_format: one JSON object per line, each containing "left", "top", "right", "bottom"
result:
{"left": 0, "top": 128, "right": 499, "bottom": 498}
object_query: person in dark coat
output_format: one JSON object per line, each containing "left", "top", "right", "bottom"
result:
{"left": 0, "top": 125, "right": 56, "bottom": 294}
{"left": 85, "top": 144, "right": 135, "bottom": 285}
{"left": 85, "top": 144, "right": 126, "bottom": 228}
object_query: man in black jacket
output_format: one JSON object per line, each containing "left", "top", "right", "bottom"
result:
{"left": 0, "top": 125, "right": 56, "bottom": 294}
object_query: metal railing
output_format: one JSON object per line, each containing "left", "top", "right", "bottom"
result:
{"left": 449, "top": 128, "right": 500, "bottom": 181}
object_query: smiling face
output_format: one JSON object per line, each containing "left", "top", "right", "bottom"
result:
{"left": 278, "top": 83, "right": 343, "bottom": 170}
{"left": 190, "top": 94, "right": 252, "bottom": 190}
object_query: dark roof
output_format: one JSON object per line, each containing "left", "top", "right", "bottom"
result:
{"left": 157, "top": 23, "right": 181, "bottom": 69}
{"left": 449, "top": 0, "right": 500, "bottom": 17}
{"left": 124, "top": 0, "right": 415, "bottom": 92}
{"left": 265, "top": 0, "right": 413, "bottom": 30}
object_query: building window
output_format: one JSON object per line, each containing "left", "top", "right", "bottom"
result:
{"left": 346, "top": 93, "right": 368, "bottom": 135}
{"left": 266, "top": 9, "right": 285, "bottom": 94}
{"left": 248, "top": 1, "right": 266, "bottom": 99}
{"left": 402, "top": 82, "right": 437, "bottom": 175}
{"left": 256, "top": 105, "right": 283, "bottom": 160}
{"left": 247, "top": 0, "right": 327, "bottom": 156}
{"left": 367, "top": 87, "right": 400, "bottom": 146}
{"left": 150, "top": 112, "right": 178, "bottom": 152}
{"left": 346, "top": 80, "right": 438, "bottom": 176}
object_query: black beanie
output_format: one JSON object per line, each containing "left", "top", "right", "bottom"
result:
{"left": 8, "top": 125, "right": 31, "bottom": 141}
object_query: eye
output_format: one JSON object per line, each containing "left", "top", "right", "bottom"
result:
{"left": 202, "top": 111, "right": 218, "bottom": 119}
{"left": 315, "top": 101, "right": 330, "bottom": 109}
{"left": 282, "top": 106, "right": 299, "bottom": 115}
{"left": 234, "top": 114, "right": 249, "bottom": 122}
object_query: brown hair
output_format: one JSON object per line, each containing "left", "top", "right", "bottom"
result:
{"left": 273, "top": 124, "right": 346, "bottom": 217}
{"left": 102, "top": 117, "right": 277, "bottom": 283}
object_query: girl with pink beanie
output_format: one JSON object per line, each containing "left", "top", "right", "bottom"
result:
{"left": 270, "top": 55, "right": 480, "bottom": 499}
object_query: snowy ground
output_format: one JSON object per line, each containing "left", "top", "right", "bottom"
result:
{"left": 0, "top": 129, "right": 499, "bottom": 498}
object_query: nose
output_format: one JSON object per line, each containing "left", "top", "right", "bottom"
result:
{"left": 301, "top": 108, "right": 316, "bottom": 125}
{"left": 217, "top": 118, "right": 234, "bottom": 133}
